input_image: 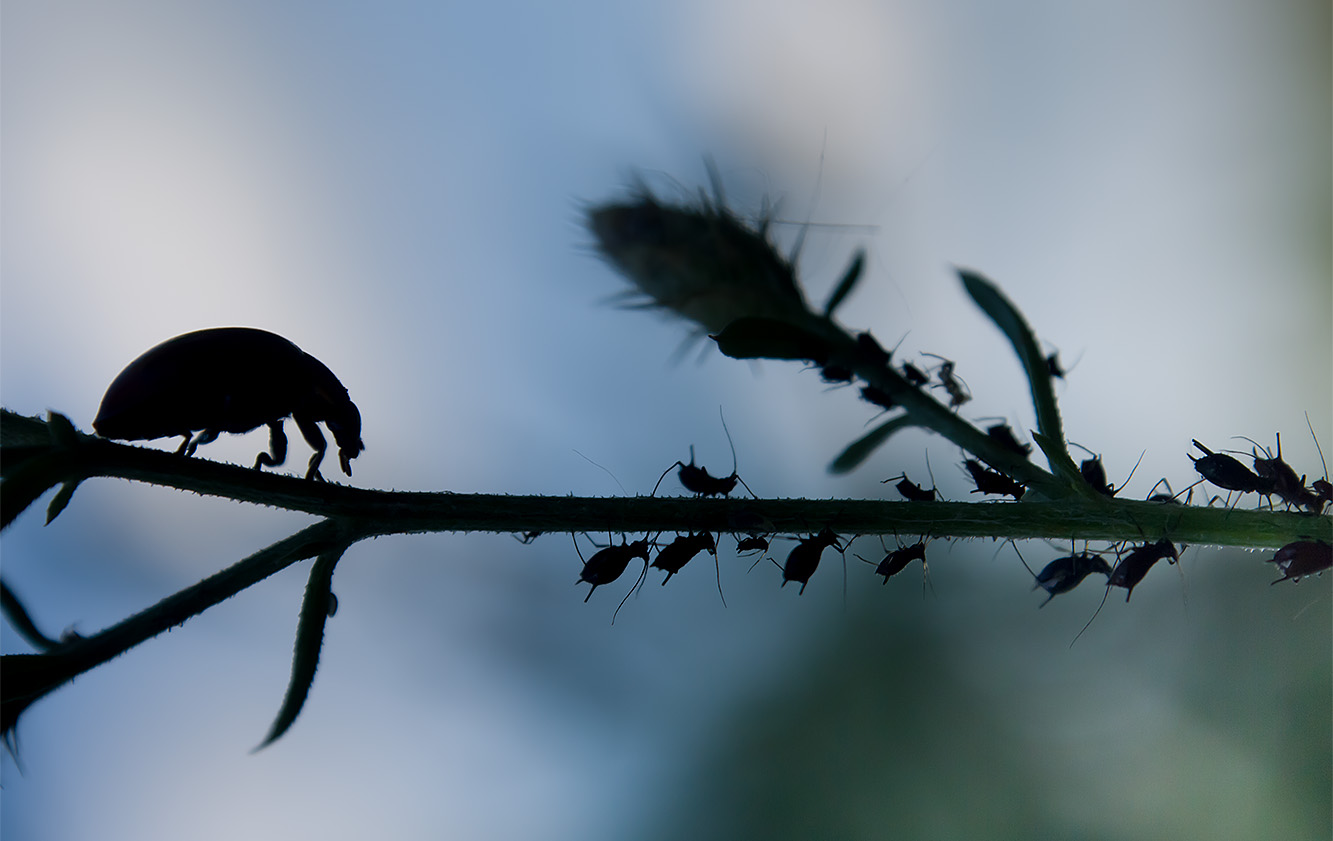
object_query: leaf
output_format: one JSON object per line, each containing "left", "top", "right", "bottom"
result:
{"left": 45, "top": 481, "right": 80, "bottom": 525}
{"left": 254, "top": 546, "right": 346, "bottom": 751}
{"left": 957, "top": 269, "right": 1069, "bottom": 470}
{"left": 711, "top": 318, "right": 830, "bottom": 363}
{"left": 44, "top": 412, "right": 81, "bottom": 448}
{"left": 829, "top": 414, "right": 916, "bottom": 474}
{"left": 823, "top": 250, "right": 865, "bottom": 317}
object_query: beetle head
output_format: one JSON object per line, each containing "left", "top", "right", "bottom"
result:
{"left": 325, "top": 401, "right": 364, "bottom": 476}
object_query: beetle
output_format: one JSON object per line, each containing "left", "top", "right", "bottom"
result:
{"left": 93, "top": 327, "right": 363, "bottom": 481}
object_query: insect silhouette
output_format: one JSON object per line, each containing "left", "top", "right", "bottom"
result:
{"left": 735, "top": 535, "right": 770, "bottom": 555}
{"left": 921, "top": 353, "right": 970, "bottom": 409}
{"left": 781, "top": 527, "right": 843, "bottom": 595}
{"left": 885, "top": 473, "right": 937, "bottom": 502}
{"left": 1267, "top": 540, "right": 1331, "bottom": 584}
{"left": 573, "top": 534, "right": 652, "bottom": 622}
{"left": 857, "top": 537, "right": 931, "bottom": 593}
{"left": 900, "top": 361, "right": 930, "bottom": 388}
{"left": 963, "top": 459, "right": 1026, "bottom": 500}
{"left": 1069, "top": 443, "right": 1142, "bottom": 498}
{"left": 859, "top": 385, "right": 897, "bottom": 411}
{"left": 1106, "top": 540, "right": 1179, "bottom": 602}
{"left": 651, "top": 532, "right": 725, "bottom": 604}
{"left": 1188, "top": 440, "right": 1273, "bottom": 501}
{"left": 1018, "top": 547, "right": 1113, "bottom": 608}
{"left": 93, "top": 327, "right": 364, "bottom": 481}
{"left": 654, "top": 408, "right": 755, "bottom": 498}
{"left": 1235, "top": 433, "right": 1326, "bottom": 514}
{"left": 981, "top": 421, "right": 1032, "bottom": 458}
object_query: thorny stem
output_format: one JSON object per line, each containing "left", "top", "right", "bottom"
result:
{"left": 3, "top": 411, "right": 1326, "bottom": 548}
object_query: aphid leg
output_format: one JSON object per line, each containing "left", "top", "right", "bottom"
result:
{"left": 294, "top": 415, "right": 329, "bottom": 481}
{"left": 254, "top": 420, "right": 289, "bottom": 471}
{"left": 184, "top": 429, "right": 219, "bottom": 457}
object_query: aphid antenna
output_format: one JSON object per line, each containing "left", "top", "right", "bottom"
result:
{"left": 716, "top": 406, "right": 759, "bottom": 499}
{"left": 1306, "top": 412, "right": 1329, "bottom": 482}
{"left": 611, "top": 554, "right": 651, "bottom": 625}
{"left": 1008, "top": 540, "right": 1041, "bottom": 586}
{"left": 572, "top": 449, "right": 628, "bottom": 495}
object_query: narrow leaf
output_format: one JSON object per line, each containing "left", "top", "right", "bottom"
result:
{"left": 823, "top": 250, "right": 865, "bottom": 317}
{"left": 45, "top": 481, "right": 80, "bottom": 525}
{"left": 829, "top": 414, "right": 915, "bottom": 474}
{"left": 0, "top": 579, "right": 60, "bottom": 650}
{"left": 254, "top": 546, "right": 346, "bottom": 751}
{"left": 957, "top": 269, "right": 1069, "bottom": 471}
{"left": 44, "top": 412, "right": 80, "bottom": 448}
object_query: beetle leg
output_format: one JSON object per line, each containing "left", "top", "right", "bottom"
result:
{"left": 254, "top": 420, "right": 289, "bottom": 471}
{"left": 294, "top": 414, "right": 328, "bottom": 481}
{"left": 184, "top": 429, "right": 219, "bottom": 457}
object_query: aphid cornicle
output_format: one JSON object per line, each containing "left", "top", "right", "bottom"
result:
{"left": 93, "top": 328, "right": 364, "bottom": 481}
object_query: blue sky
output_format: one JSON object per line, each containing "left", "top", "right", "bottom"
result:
{"left": 2, "top": 2, "right": 1329, "bottom": 839}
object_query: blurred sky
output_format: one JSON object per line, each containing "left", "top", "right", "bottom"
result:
{"left": 2, "top": 2, "right": 1329, "bottom": 840}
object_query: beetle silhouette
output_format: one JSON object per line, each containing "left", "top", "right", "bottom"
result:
{"left": 93, "top": 327, "right": 364, "bottom": 481}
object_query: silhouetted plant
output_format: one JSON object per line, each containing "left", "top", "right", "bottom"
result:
{"left": 1, "top": 161, "right": 1328, "bottom": 751}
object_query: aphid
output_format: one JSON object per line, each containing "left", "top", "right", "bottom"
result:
{"left": 655, "top": 408, "right": 755, "bottom": 498}
{"left": 900, "top": 361, "right": 929, "bottom": 387}
{"left": 859, "top": 384, "right": 897, "bottom": 411}
{"left": 1146, "top": 478, "right": 1189, "bottom": 504}
{"left": 1237, "top": 434, "right": 1323, "bottom": 513}
{"left": 781, "top": 527, "right": 842, "bottom": 595}
{"left": 1267, "top": 540, "right": 1331, "bottom": 584}
{"left": 1070, "top": 442, "right": 1142, "bottom": 498}
{"left": 922, "top": 353, "right": 970, "bottom": 409}
{"left": 651, "top": 532, "right": 717, "bottom": 585}
{"left": 1045, "top": 352, "right": 1066, "bottom": 379}
{"left": 735, "top": 535, "right": 770, "bottom": 555}
{"left": 964, "top": 459, "right": 1025, "bottom": 500}
{"left": 573, "top": 534, "right": 651, "bottom": 616}
{"left": 1029, "top": 552, "right": 1112, "bottom": 607}
{"left": 857, "top": 541, "right": 927, "bottom": 586}
{"left": 855, "top": 332, "right": 892, "bottom": 368}
{"left": 93, "top": 328, "right": 364, "bottom": 481}
{"left": 820, "top": 364, "right": 855, "bottom": 384}
{"left": 513, "top": 531, "right": 543, "bottom": 544}
{"left": 1189, "top": 440, "right": 1274, "bottom": 497}
{"left": 1106, "top": 540, "right": 1179, "bottom": 601}
{"left": 886, "top": 473, "right": 936, "bottom": 502}
{"left": 983, "top": 422, "right": 1032, "bottom": 458}
{"left": 1313, "top": 479, "right": 1332, "bottom": 512}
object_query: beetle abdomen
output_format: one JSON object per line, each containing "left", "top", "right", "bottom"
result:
{"left": 93, "top": 327, "right": 363, "bottom": 479}
{"left": 94, "top": 328, "right": 312, "bottom": 440}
